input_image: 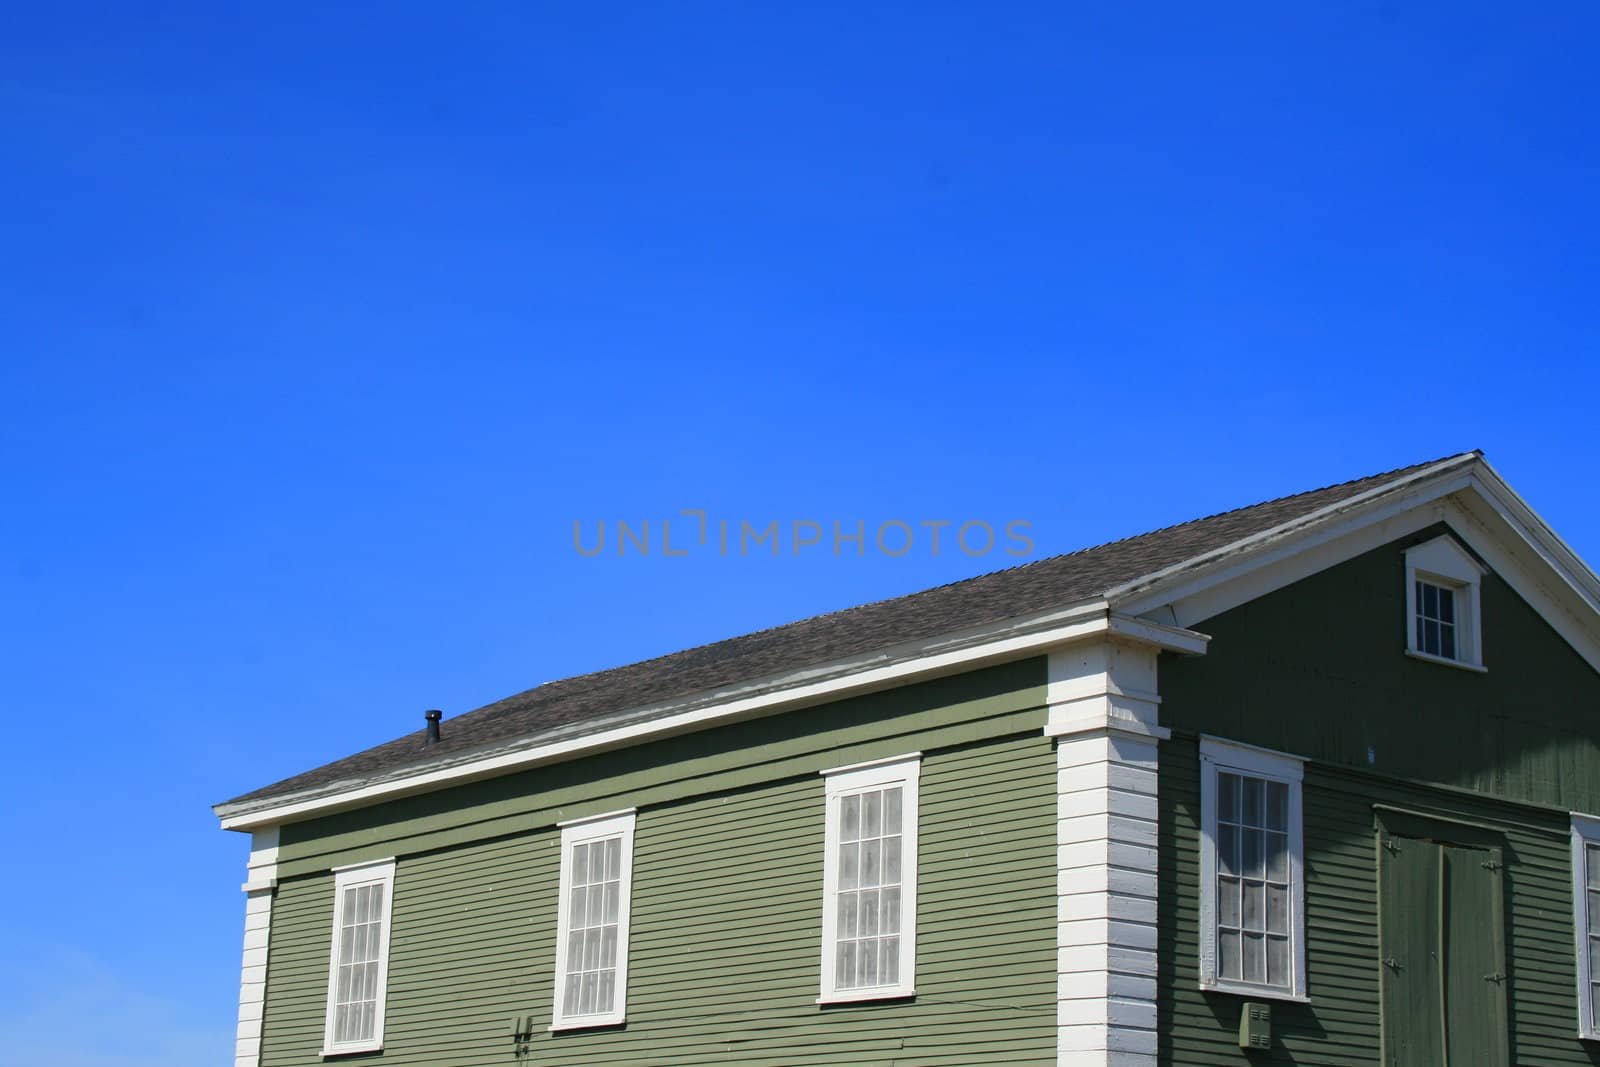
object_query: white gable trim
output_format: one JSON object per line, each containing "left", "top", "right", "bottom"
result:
{"left": 1116, "top": 457, "right": 1600, "bottom": 676}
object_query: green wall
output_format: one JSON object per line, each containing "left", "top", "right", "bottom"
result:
{"left": 259, "top": 659, "right": 1060, "bottom": 1065}
{"left": 1156, "top": 527, "right": 1600, "bottom": 1064}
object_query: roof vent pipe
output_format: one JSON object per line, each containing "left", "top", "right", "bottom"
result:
{"left": 424, "top": 709, "right": 442, "bottom": 746}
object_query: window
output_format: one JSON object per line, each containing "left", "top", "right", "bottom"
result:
{"left": 1199, "top": 738, "right": 1306, "bottom": 1001}
{"left": 1573, "top": 814, "right": 1600, "bottom": 1039}
{"left": 1404, "top": 535, "right": 1486, "bottom": 670}
{"left": 322, "top": 858, "right": 396, "bottom": 1056}
{"left": 551, "top": 810, "right": 636, "bottom": 1030}
{"left": 819, "top": 753, "right": 920, "bottom": 1003}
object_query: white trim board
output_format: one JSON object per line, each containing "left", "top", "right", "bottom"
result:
{"left": 234, "top": 827, "right": 279, "bottom": 1067}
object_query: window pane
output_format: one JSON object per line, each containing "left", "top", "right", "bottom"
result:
{"left": 1592, "top": 982, "right": 1600, "bottom": 1033}
{"left": 1266, "top": 884, "right": 1288, "bottom": 934}
{"left": 1267, "top": 936, "right": 1289, "bottom": 987}
{"left": 1589, "top": 936, "right": 1600, "bottom": 978}
{"left": 841, "top": 795, "right": 860, "bottom": 842}
{"left": 1587, "top": 843, "right": 1600, "bottom": 883}
{"left": 601, "top": 926, "right": 618, "bottom": 967}
{"left": 589, "top": 843, "right": 607, "bottom": 885}
{"left": 1242, "top": 880, "right": 1264, "bottom": 932}
{"left": 884, "top": 837, "right": 902, "bottom": 884}
{"left": 1416, "top": 615, "right": 1426, "bottom": 651}
{"left": 1423, "top": 582, "right": 1438, "bottom": 617}
{"left": 570, "top": 843, "right": 588, "bottom": 885}
{"left": 860, "top": 889, "right": 880, "bottom": 937}
{"left": 604, "top": 882, "right": 619, "bottom": 923}
{"left": 860, "top": 939, "right": 879, "bottom": 986}
{"left": 883, "top": 788, "right": 902, "bottom": 834}
{"left": 1242, "top": 828, "right": 1264, "bottom": 878}
{"left": 1218, "top": 875, "right": 1240, "bottom": 927}
{"left": 1440, "top": 623, "right": 1456, "bottom": 660}
{"left": 863, "top": 791, "right": 882, "bottom": 837}
{"left": 580, "top": 972, "right": 598, "bottom": 1015}
{"left": 1438, "top": 586, "right": 1455, "bottom": 623}
{"left": 881, "top": 887, "right": 901, "bottom": 935}
{"left": 1423, "top": 619, "right": 1440, "bottom": 656}
{"left": 1242, "top": 932, "right": 1265, "bottom": 984}
{"left": 1218, "top": 773, "right": 1239, "bottom": 824}
{"left": 838, "top": 891, "right": 858, "bottom": 938}
{"left": 563, "top": 973, "right": 581, "bottom": 1016}
{"left": 1242, "top": 778, "right": 1263, "bottom": 826}
{"left": 584, "top": 928, "right": 602, "bottom": 971}
{"left": 596, "top": 970, "right": 615, "bottom": 1013}
{"left": 605, "top": 837, "right": 621, "bottom": 880}
{"left": 880, "top": 937, "right": 899, "bottom": 985}
{"left": 836, "top": 941, "right": 856, "bottom": 988}
{"left": 839, "top": 842, "right": 860, "bottom": 890}
{"left": 1219, "top": 930, "right": 1241, "bottom": 980}
{"left": 861, "top": 839, "right": 881, "bottom": 888}
{"left": 1265, "top": 831, "right": 1288, "bottom": 882}
{"left": 570, "top": 886, "right": 587, "bottom": 929}
{"left": 1266, "top": 782, "right": 1288, "bottom": 831}
{"left": 1218, "top": 825, "right": 1238, "bottom": 876}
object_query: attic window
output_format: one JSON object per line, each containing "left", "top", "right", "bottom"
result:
{"left": 1404, "top": 535, "right": 1486, "bottom": 671}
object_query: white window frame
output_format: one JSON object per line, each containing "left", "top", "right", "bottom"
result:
{"left": 1572, "top": 813, "right": 1600, "bottom": 1039}
{"left": 1199, "top": 737, "right": 1308, "bottom": 1002}
{"left": 321, "top": 857, "right": 397, "bottom": 1057}
{"left": 818, "top": 753, "right": 920, "bottom": 1004}
{"left": 550, "top": 809, "right": 636, "bottom": 1031}
{"left": 1404, "top": 535, "right": 1487, "bottom": 671}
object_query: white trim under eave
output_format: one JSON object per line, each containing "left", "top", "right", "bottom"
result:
{"left": 217, "top": 607, "right": 1209, "bottom": 831}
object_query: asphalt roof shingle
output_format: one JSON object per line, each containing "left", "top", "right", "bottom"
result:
{"left": 221, "top": 455, "right": 1465, "bottom": 810}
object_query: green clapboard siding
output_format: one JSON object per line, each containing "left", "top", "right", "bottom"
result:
{"left": 1160, "top": 737, "right": 1600, "bottom": 1065}
{"left": 258, "top": 660, "right": 1058, "bottom": 1065}
{"left": 1159, "top": 524, "right": 1600, "bottom": 813}
{"left": 1156, "top": 528, "right": 1600, "bottom": 1063}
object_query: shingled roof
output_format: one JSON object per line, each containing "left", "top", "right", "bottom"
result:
{"left": 220, "top": 454, "right": 1471, "bottom": 812}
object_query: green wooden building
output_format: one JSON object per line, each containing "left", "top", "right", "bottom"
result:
{"left": 216, "top": 452, "right": 1600, "bottom": 1066}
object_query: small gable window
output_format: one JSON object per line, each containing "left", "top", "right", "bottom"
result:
{"left": 1404, "top": 535, "right": 1486, "bottom": 671}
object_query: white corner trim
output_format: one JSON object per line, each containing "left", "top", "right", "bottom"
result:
{"left": 550, "top": 811, "right": 636, "bottom": 1031}
{"left": 1056, "top": 727, "right": 1162, "bottom": 1065}
{"left": 219, "top": 606, "right": 1208, "bottom": 832}
{"left": 235, "top": 827, "right": 279, "bottom": 1067}
{"left": 1572, "top": 814, "right": 1600, "bottom": 1040}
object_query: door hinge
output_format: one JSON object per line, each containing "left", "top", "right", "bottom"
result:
{"left": 1382, "top": 957, "right": 1402, "bottom": 970}
{"left": 1484, "top": 972, "right": 1506, "bottom": 983}
{"left": 1383, "top": 839, "right": 1402, "bottom": 854}
{"left": 1482, "top": 859, "right": 1502, "bottom": 871}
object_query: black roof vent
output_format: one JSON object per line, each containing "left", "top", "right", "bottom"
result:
{"left": 423, "top": 709, "right": 443, "bottom": 747}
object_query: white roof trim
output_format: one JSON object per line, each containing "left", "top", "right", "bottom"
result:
{"left": 216, "top": 605, "right": 1206, "bottom": 830}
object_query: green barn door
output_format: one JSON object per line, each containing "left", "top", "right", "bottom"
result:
{"left": 1378, "top": 830, "right": 1508, "bottom": 1067}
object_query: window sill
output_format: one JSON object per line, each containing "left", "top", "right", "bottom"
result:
{"left": 549, "top": 1014, "right": 626, "bottom": 1033}
{"left": 1404, "top": 649, "right": 1487, "bottom": 673}
{"left": 321, "top": 1043, "right": 383, "bottom": 1059}
{"left": 1200, "top": 980, "right": 1310, "bottom": 1004}
{"left": 817, "top": 987, "right": 916, "bottom": 1005}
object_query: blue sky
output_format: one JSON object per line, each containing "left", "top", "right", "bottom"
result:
{"left": 1, "top": 3, "right": 1596, "bottom": 1062}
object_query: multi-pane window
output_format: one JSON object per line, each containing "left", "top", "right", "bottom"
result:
{"left": 1572, "top": 815, "right": 1600, "bottom": 1039}
{"left": 322, "top": 859, "right": 396, "bottom": 1056}
{"left": 1415, "top": 580, "right": 1458, "bottom": 660}
{"left": 820, "top": 754, "right": 920, "bottom": 1002}
{"left": 1214, "top": 771, "right": 1292, "bottom": 988}
{"left": 551, "top": 811, "right": 635, "bottom": 1030}
{"left": 1404, "top": 536, "right": 1485, "bottom": 670}
{"left": 1200, "top": 739, "right": 1306, "bottom": 1001}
